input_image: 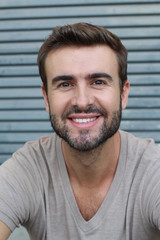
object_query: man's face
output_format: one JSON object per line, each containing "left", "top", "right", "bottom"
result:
{"left": 42, "top": 45, "right": 129, "bottom": 151}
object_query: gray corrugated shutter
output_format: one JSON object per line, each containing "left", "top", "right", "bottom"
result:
{"left": 0, "top": 0, "right": 160, "bottom": 163}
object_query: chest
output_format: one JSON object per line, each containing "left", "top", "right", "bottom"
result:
{"left": 73, "top": 189, "right": 107, "bottom": 221}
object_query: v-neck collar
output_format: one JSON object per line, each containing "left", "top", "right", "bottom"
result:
{"left": 56, "top": 131, "right": 127, "bottom": 233}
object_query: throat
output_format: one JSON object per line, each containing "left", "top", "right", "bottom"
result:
{"left": 66, "top": 141, "right": 105, "bottom": 167}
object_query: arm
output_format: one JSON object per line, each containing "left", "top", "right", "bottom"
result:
{"left": 0, "top": 221, "right": 11, "bottom": 240}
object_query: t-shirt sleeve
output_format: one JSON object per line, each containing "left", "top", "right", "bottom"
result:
{"left": 141, "top": 158, "right": 160, "bottom": 230}
{"left": 0, "top": 151, "right": 41, "bottom": 232}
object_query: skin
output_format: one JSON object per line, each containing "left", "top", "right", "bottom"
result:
{"left": 0, "top": 221, "right": 11, "bottom": 239}
{"left": 42, "top": 45, "right": 130, "bottom": 220}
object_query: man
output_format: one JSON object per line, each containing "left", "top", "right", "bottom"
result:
{"left": 0, "top": 22, "right": 160, "bottom": 240}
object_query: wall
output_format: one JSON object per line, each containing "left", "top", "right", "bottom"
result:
{"left": 0, "top": 0, "right": 160, "bottom": 163}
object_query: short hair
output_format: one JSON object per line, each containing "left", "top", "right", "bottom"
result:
{"left": 37, "top": 22, "right": 128, "bottom": 93}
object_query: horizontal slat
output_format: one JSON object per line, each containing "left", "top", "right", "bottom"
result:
{"left": 0, "top": 39, "right": 159, "bottom": 54}
{"left": 127, "top": 97, "right": 160, "bottom": 108}
{"left": 0, "top": 42, "right": 41, "bottom": 54}
{"left": 0, "top": 16, "right": 160, "bottom": 31}
{"left": 0, "top": 121, "right": 52, "bottom": 131}
{"left": 128, "top": 52, "right": 160, "bottom": 62}
{"left": 129, "top": 86, "right": 160, "bottom": 96}
{"left": 0, "top": 155, "right": 12, "bottom": 164}
{"left": 121, "top": 39, "right": 160, "bottom": 51}
{"left": 0, "top": 54, "right": 37, "bottom": 65}
{"left": 0, "top": 0, "right": 160, "bottom": 7}
{"left": 0, "top": 99, "right": 45, "bottom": 109}
{"left": 129, "top": 74, "right": 160, "bottom": 85}
{"left": 1, "top": 27, "right": 160, "bottom": 43}
{"left": 123, "top": 109, "right": 160, "bottom": 119}
{"left": 128, "top": 63, "right": 160, "bottom": 73}
{"left": 0, "top": 132, "right": 52, "bottom": 143}
{"left": 2, "top": 64, "right": 89, "bottom": 76}
{"left": 113, "top": 27, "right": 160, "bottom": 39}
{"left": 0, "top": 143, "right": 25, "bottom": 154}
{"left": 0, "top": 4, "right": 160, "bottom": 20}
{"left": 0, "top": 110, "right": 48, "bottom": 120}
{"left": 0, "top": 88, "right": 42, "bottom": 98}
{"left": 1, "top": 51, "right": 160, "bottom": 65}
{"left": 0, "top": 66, "right": 38, "bottom": 75}
{"left": 0, "top": 30, "right": 49, "bottom": 42}
{"left": 120, "top": 120, "right": 160, "bottom": 131}
{"left": 0, "top": 77, "right": 41, "bottom": 87}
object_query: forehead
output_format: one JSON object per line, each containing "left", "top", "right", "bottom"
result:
{"left": 45, "top": 45, "right": 119, "bottom": 78}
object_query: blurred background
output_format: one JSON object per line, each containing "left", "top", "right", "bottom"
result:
{"left": 0, "top": 0, "right": 160, "bottom": 238}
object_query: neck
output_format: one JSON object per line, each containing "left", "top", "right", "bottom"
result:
{"left": 62, "top": 131, "right": 121, "bottom": 188}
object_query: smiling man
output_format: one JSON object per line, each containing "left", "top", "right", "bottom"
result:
{"left": 0, "top": 23, "right": 160, "bottom": 240}
{"left": 43, "top": 45, "right": 125, "bottom": 153}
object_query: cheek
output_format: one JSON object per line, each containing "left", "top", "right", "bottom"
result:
{"left": 48, "top": 95, "right": 69, "bottom": 115}
{"left": 97, "top": 92, "right": 120, "bottom": 110}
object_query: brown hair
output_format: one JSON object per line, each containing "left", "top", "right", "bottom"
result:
{"left": 37, "top": 22, "right": 128, "bottom": 93}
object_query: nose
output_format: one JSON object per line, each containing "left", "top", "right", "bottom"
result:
{"left": 71, "top": 84, "right": 93, "bottom": 110}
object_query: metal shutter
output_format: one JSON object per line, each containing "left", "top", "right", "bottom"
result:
{"left": 0, "top": 0, "right": 160, "bottom": 163}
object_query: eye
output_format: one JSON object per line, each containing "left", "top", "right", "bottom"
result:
{"left": 93, "top": 79, "right": 105, "bottom": 85}
{"left": 59, "top": 82, "right": 71, "bottom": 88}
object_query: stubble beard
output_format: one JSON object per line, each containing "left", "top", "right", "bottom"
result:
{"left": 49, "top": 103, "right": 122, "bottom": 152}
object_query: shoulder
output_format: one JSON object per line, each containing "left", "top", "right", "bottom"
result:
{"left": 0, "top": 133, "right": 60, "bottom": 184}
{"left": 11, "top": 133, "right": 58, "bottom": 165}
{"left": 119, "top": 130, "right": 160, "bottom": 184}
{"left": 120, "top": 130, "right": 160, "bottom": 162}
{"left": 19, "top": 133, "right": 57, "bottom": 155}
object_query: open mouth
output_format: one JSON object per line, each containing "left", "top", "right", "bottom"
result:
{"left": 72, "top": 117, "right": 97, "bottom": 123}
{"left": 67, "top": 115, "right": 101, "bottom": 129}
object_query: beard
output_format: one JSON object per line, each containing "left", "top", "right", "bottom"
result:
{"left": 49, "top": 102, "right": 122, "bottom": 152}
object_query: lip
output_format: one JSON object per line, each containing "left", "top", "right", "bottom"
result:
{"left": 67, "top": 114, "right": 102, "bottom": 129}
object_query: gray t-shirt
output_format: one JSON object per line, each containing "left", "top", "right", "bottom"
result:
{"left": 0, "top": 130, "right": 160, "bottom": 239}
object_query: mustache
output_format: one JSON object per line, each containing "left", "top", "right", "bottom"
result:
{"left": 62, "top": 105, "right": 108, "bottom": 120}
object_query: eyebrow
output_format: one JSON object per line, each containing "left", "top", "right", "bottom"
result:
{"left": 88, "top": 72, "right": 113, "bottom": 82}
{"left": 51, "top": 72, "right": 113, "bottom": 85}
{"left": 51, "top": 75, "right": 74, "bottom": 85}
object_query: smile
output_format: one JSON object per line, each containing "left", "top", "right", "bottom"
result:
{"left": 72, "top": 117, "right": 97, "bottom": 123}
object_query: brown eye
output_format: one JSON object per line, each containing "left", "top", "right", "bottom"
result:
{"left": 59, "top": 82, "right": 70, "bottom": 88}
{"left": 94, "top": 80, "right": 104, "bottom": 85}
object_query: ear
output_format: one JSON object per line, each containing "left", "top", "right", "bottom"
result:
{"left": 121, "top": 80, "right": 130, "bottom": 110}
{"left": 41, "top": 84, "right": 49, "bottom": 112}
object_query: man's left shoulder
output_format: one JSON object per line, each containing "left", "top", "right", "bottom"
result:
{"left": 120, "top": 130, "right": 160, "bottom": 162}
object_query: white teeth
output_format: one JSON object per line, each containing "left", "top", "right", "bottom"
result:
{"left": 72, "top": 117, "right": 97, "bottom": 123}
